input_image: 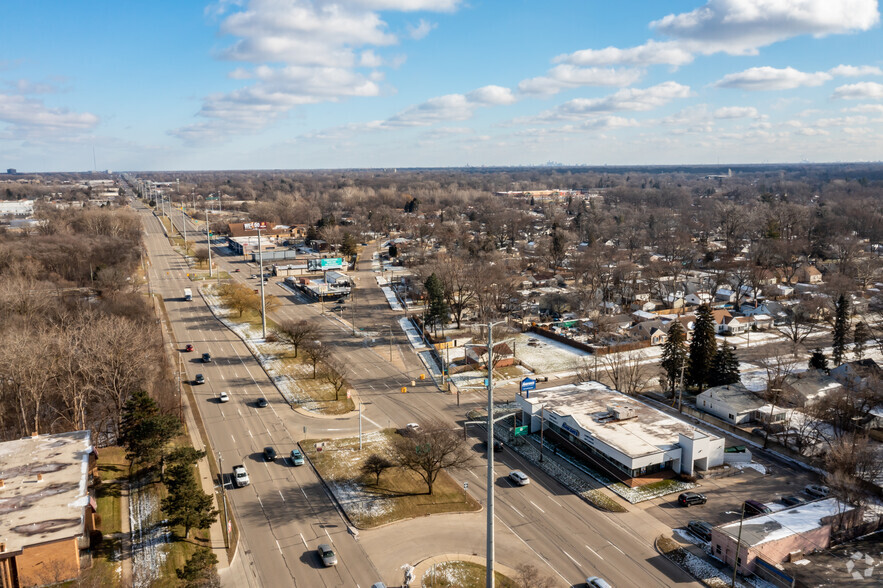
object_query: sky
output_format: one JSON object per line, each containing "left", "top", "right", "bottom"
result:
{"left": 1, "top": 0, "right": 883, "bottom": 172}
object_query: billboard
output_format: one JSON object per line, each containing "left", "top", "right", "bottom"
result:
{"left": 243, "top": 221, "right": 268, "bottom": 231}
{"left": 308, "top": 257, "right": 345, "bottom": 271}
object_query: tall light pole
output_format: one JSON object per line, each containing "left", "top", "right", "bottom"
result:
{"left": 484, "top": 319, "right": 506, "bottom": 588}
{"left": 205, "top": 208, "right": 213, "bottom": 278}
{"left": 256, "top": 224, "right": 267, "bottom": 340}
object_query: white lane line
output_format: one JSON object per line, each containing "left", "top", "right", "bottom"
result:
{"left": 300, "top": 533, "right": 308, "bottom": 548}
{"left": 529, "top": 500, "right": 545, "bottom": 514}
{"left": 469, "top": 470, "right": 480, "bottom": 479}
{"left": 362, "top": 414, "right": 382, "bottom": 428}
{"left": 247, "top": 429, "right": 253, "bottom": 438}
{"left": 509, "top": 504, "right": 525, "bottom": 518}
{"left": 547, "top": 495, "right": 562, "bottom": 507}
{"left": 237, "top": 409, "right": 242, "bottom": 417}
{"left": 324, "top": 528, "right": 333, "bottom": 542}
{"left": 257, "top": 495, "right": 263, "bottom": 508}
{"left": 279, "top": 490, "right": 285, "bottom": 502}
{"left": 220, "top": 374, "right": 226, "bottom": 380}
{"left": 275, "top": 539, "right": 282, "bottom": 554}
{"left": 231, "top": 435, "right": 236, "bottom": 443}
{"left": 562, "top": 550, "right": 580, "bottom": 567}
{"left": 585, "top": 545, "right": 604, "bottom": 560}
{"left": 302, "top": 488, "right": 309, "bottom": 500}
{"left": 609, "top": 541, "right": 625, "bottom": 555}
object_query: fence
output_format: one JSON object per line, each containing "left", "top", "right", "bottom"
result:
{"left": 755, "top": 557, "right": 795, "bottom": 588}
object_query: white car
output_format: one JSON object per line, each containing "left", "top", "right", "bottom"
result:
{"left": 509, "top": 470, "right": 530, "bottom": 486}
{"left": 406, "top": 423, "right": 420, "bottom": 431}
{"left": 218, "top": 392, "right": 230, "bottom": 403}
{"left": 232, "top": 464, "right": 249, "bottom": 487}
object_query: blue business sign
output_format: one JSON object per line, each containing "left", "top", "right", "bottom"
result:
{"left": 520, "top": 377, "right": 537, "bottom": 393}
{"left": 561, "top": 422, "right": 581, "bottom": 438}
{"left": 308, "top": 257, "right": 345, "bottom": 271}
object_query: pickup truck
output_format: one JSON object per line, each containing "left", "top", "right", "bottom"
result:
{"left": 232, "top": 464, "right": 249, "bottom": 487}
{"left": 184, "top": 288, "right": 193, "bottom": 301}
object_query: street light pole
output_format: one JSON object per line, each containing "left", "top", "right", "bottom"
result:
{"left": 206, "top": 208, "right": 213, "bottom": 278}
{"left": 218, "top": 451, "right": 229, "bottom": 549}
{"left": 257, "top": 225, "right": 267, "bottom": 340}
{"left": 484, "top": 319, "right": 505, "bottom": 588}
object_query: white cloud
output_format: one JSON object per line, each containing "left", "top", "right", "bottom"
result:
{"left": 360, "top": 50, "right": 383, "bottom": 67}
{"left": 829, "top": 64, "right": 883, "bottom": 77}
{"left": 795, "top": 127, "right": 829, "bottom": 136}
{"left": 844, "top": 103, "right": 883, "bottom": 114}
{"left": 715, "top": 66, "right": 831, "bottom": 90}
{"left": 832, "top": 82, "right": 883, "bottom": 100}
{"left": 7, "top": 79, "right": 66, "bottom": 94}
{"left": 581, "top": 116, "right": 640, "bottom": 130}
{"left": 652, "top": 0, "right": 879, "bottom": 56}
{"left": 536, "top": 82, "right": 691, "bottom": 121}
{"left": 0, "top": 93, "right": 99, "bottom": 138}
{"left": 407, "top": 18, "right": 435, "bottom": 40}
{"left": 555, "top": 40, "right": 693, "bottom": 68}
{"left": 517, "top": 66, "right": 643, "bottom": 96}
{"left": 466, "top": 85, "right": 516, "bottom": 106}
{"left": 714, "top": 106, "right": 759, "bottom": 119}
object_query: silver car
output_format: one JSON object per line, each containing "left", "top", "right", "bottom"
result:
{"left": 317, "top": 544, "right": 337, "bottom": 567}
{"left": 509, "top": 470, "right": 530, "bottom": 486}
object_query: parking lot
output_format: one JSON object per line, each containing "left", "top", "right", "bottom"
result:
{"left": 639, "top": 457, "right": 821, "bottom": 534}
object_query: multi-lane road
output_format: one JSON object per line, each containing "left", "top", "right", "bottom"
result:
{"left": 139, "top": 200, "right": 699, "bottom": 587}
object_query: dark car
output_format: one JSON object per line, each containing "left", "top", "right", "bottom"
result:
{"left": 194, "top": 374, "right": 205, "bottom": 385}
{"left": 481, "top": 439, "right": 504, "bottom": 452}
{"left": 256, "top": 397, "right": 269, "bottom": 408}
{"left": 678, "top": 492, "right": 707, "bottom": 507}
{"left": 202, "top": 352, "right": 212, "bottom": 363}
{"left": 743, "top": 499, "right": 772, "bottom": 516}
{"left": 184, "top": 344, "right": 194, "bottom": 352}
{"left": 687, "top": 520, "right": 713, "bottom": 542}
{"left": 263, "top": 447, "right": 277, "bottom": 461}
{"left": 781, "top": 495, "right": 806, "bottom": 507}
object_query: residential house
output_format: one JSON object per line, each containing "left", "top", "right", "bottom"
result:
{"left": 465, "top": 342, "right": 515, "bottom": 368}
{"left": 696, "top": 384, "right": 765, "bottom": 425}
{"left": 830, "top": 359, "right": 882, "bottom": 391}
{"left": 0, "top": 431, "right": 97, "bottom": 588}
{"left": 782, "top": 370, "right": 843, "bottom": 407}
{"left": 715, "top": 288, "right": 736, "bottom": 303}
{"left": 749, "top": 314, "right": 774, "bottom": 330}
{"left": 685, "top": 291, "right": 712, "bottom": 306}
{"left": 711, "top": 309, "right": 733, "bottom": 334}
{"left": 711, "top": 499, "right": 857, "bottom": 576}
{"left": 628, "top": 320, "right": 668, "bottom": 346}
{"left": 722, "top": 315, "right": 751, "bottom": 335}
{"left": 794, "top": 264, "right": 823, "bottom": 284}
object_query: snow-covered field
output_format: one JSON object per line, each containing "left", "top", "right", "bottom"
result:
{"left": 129, "top": 480, "right": 170, "bottom": 588}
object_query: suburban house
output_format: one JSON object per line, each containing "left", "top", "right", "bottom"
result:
{"left": 465, "top": 342, "right": 515, "bottom": 368}
{"left": 696, "top": 384, "right": 766, "bottom": 425}
{"left": 685, "top": 292, "right": 712, "bottom": 306}
{"left": 627, "top": 320, "right": 668, "bottom": 346}
{"left": 830, "top": 358, "right": 882, "bottom": 391}
{"left": 517, "top": 382, "right": 725, "bottom": 486}
{"left": 711, "top": 309, "right": 733, "bottom": 334}
{"left": 740, "top": 301, "right": 789, "bottom": 324}
{"left": 711, "top": 499, "right": 857, "bottom": 577}
{"left": 715, "top": 288, "right": 737, "bottom": 303}
{"left": 0, "top": 431, "right": 97, "bottom": 588}
{"left": 794, "top": 264, "right": 823, "bottom": 284}
{"left": 722, "top": 315, "right": 751, "bottom": 335}
{"left": 749, "top": 314, "right": 774, "bottom": 330}
{"left": 782, "top": 370, "right": 843, "bottom": 406}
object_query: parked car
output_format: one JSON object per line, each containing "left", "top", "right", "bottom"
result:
{"left": 218, "top": 392, "right": 229, "bottom": 403}
{"left": 256, "top": 397, "right": 269, "bottom": 408}
{"left": 678, "top": 492, "right": 707, "bottom": 507}
{"left": 743, "top": 500, "right": 772, "bottom": 516}
{"left": 509, "top": 470, "right": 530, "bottom": 486}
{"left": 781, "top": 495, "right": 806, "bottom": 507}
{"left": 184, "top": 344, "right": 194, "bottom": 352}
{"left": 202, "top": 352, "right": 212, "bottom": 363}
{"left": 805, "top": 484, "right": 830, "bottom": 498}
{"left": 194, "top": 374, "right": 205, "bottom": 385}
{"left": 586, "top": 577, "right": 613, "bottom": 588}
{"left": 263, "top": 447, "right": 277, "bottom": 461}
{"left": 290, "top": 449, "right": 304, "bottom": 466}
{"left": 317, "top": 544, "right": 337, "bottom": 567}
{"left": 233, "top": 464, "right": 249, "bottom": 487}
{"left": 687, "top": 520, "right": 714, "bottom": 542}
{"left": 233, "top": 268, "right": 241, "bottom": 272}
{"left": 481, "top": 439, "right": 504, "bottom": 452}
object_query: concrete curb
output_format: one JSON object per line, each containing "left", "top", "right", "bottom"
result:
{"left": 410, "top": 553, "right": 521, "bottom": 587}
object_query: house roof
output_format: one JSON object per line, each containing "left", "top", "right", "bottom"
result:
{"left": 716, "top": 498, "right": 851, "bottom": 547}
{"left": 0, "top": 431, "right": 92, "bottom": 553}
{"left": 711, "top": 309, "right": 733, "bottom": 323}
{"left": 784, "top": 370, "right": 842, "bottom": 402}
{"left": 698, "top": 384, "right": 764, "bottom": 413}
{"left": 227, "top": 222, "right": 289, "bottom": 238}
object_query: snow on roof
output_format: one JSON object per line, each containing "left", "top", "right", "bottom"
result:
{"left": 698, "top": 384, "right": 764, "bottom": 413}
{"left": 525, "top": 382, "right": 715, "bottom": 459}
{"left": 717, "top": 498, "right": 852, "bottom": 547}
{"left": 0, "top": 430, "right": 92, "bottom": 553}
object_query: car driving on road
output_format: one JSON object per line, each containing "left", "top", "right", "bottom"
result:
{"left": 317, "top": 544, "right": 337, "bottom": 567}
{"left": 233, "top": 464, "right": 249, "bottom": 487}
{"left": 678, "top": 492, "right": 706, "bottom": 506}
{"left": 218, "top": 392, "right": 229, "bottom": 403}
{"left": 202, "top": 352, "right": 212, "bottom": 363}
{"left": 263, "top": 447, "right": 277, "bottom": 461}
{"left": 194, "top": 374, "right": 205, "bottom": 385}
{"left": 290, "top": 449, "right": 304, "bottom": 466}
{"left": 509, "top": 470, "right": 530, "bottom": 486}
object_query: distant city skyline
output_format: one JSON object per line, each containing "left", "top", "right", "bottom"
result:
{"left": 2, "top": 0, "right": 882, "bottom": 172}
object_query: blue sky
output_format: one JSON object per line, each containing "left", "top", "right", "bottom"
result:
{"left": 2, "top": 0, "right": 882, "bottom": 172}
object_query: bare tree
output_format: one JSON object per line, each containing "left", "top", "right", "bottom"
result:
{"left": 275, "top": 319, "right": 317, "bottom": 357}
{"left": 600, "top": 350, "right": 647, "bottom": 395}
{"left": 361, "top": 454, "right": 395, "bottom": 485}
{"left": 302, "top": 341, "right": 330, "bottom": 379}
{"left": 514, "top": 564, "right": 556, "bottom": 588}
{"left": 391, "top": 419, "right": 473, "bottom": 495}
{"left": 320, "top": 356, "right": 349, "bottom": 400}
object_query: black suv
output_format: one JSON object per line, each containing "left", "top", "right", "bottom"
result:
{"left": 194, "top": 374, "right": 205, "bottom": 385}
{"left": 263, "top": 447, "right": 277, "bottom": 461}
{"left": 678, "top": 492, "right": 707, "bottom": 507}
{"left": 202, "top": 352, "right": 212, "bottom": 363}
{"left": 687, "top": 520, "right": 713, "bottom": 542}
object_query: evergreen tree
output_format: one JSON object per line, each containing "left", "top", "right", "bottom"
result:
{"left": 424, "top": 272, "right": 448, "bottom": 334}
{"left": 119, "top": 390, "right": 181, "bottom": 467}
{"left": 832, "top": 293, "right": 850, "bottom": 366}
{"left": 687, "top": 304, "right": 717, "bottom": 391}
{"left": 162, "top": 464, "right": 218, "bottom": 539}
{"left": 809, "top": 348, "right": 829, "bottom": 372}
{"left": 660, "top": 320, "right": 688, "bottom": 394}
{"left": 708, "top": 342, "right": 741, "bottom": 387}
{"left": 176, "top": 547, "right": 219, "bottom": 588}
{"left": 853, "top": 321, "right": 869, "bottom": 360}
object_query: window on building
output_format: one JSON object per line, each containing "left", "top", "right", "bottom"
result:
{"left": 728, "top": 414, "right": 734, "bottom": 420}
{"left": 736, "top": 556, "right": 742, "bottom": 567}
{"left": 715, "top": 545, "right": 721, "bottom": 554}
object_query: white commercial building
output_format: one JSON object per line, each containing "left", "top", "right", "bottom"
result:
{"left": 517, "top": 382, "right": 724, "bottom": 481}
{"left": 0, "top": 199, "right": 34, "bottom": 216}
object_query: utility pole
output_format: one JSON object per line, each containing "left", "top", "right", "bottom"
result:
{"left": 539, "top": 407, "right": 545, "bottom": 462}
{"left": 764, "top": 388, "right": 781, "bottom": 449}
{"left": 257, "top": 224, "right": 267, "bottom": 339}
{"left": 731, "top": 503, "right": 746, "bottom": 587}
{"left": 484, "top": 319, "right": 506, "bottom": 588}
{"left": 182, "top": 203, "right": 187, "bottom": 245}
{"left": 206, "top": 208, "right": 213, "bottom": 277}
{"left": 218, "top": 451, "right": 229, "bottom": 549}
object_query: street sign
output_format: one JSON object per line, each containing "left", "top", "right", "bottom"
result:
{"left": 227, "top": 521, "right": 232, "bottom": 534}
{"left": 513, "top": 425, "right": 528, "bottom": 437}
{"left": 520, "top": 377, "right": 537, "bottom": 392}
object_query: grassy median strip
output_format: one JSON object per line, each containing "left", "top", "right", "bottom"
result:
{"left": 423, "top": 561, "right": 517, "bottom": 588}
{"left": 304, "top": 430, "right": 480, "bottom": 529}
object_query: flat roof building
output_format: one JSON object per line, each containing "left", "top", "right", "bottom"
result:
{"left": 517, "top": 382, "right": 724, "bottom": 485}
{"left": 0, "top": 431, "right": 96, "bottom": 587}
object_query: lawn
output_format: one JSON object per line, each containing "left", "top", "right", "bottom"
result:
{"left": 94, "top": 446, "right": 128, "bottom": 535}
{"left": 423, "top": 561, "right": 517, "bottom": 588}
{"left": 304, "top": 430, "right": 480, "bottom": 528}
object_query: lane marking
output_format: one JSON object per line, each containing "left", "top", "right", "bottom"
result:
{"left": 585, "top": 545, "right": 604, "bottom": 561}
{"left": 300, "top": 533, "right": 308, "bottom": 548}
{"left": 247, "top": 429, "right": 253, "bottom": 438}
{"left": 509, "top": 504, "right": 524, "bottom": 518}
{"left": 279, "top": 490, "right": 285, "bottom": 502}
{"left": 275, "top": 539, "right": 282, "bottom": 554}
{"left": 529, "top": 500, "right": 545, "bottom": 514}
{"left": 609, "top": 541, "right": 625, "bottom": 555}
{"left": 546, "top": 495, "right": 562, "bottom": 507}
{"left": 325, "top": 528, "right": 333, "bottom": 543}
{"left": 562, "top": 550, "right": 580, "bottom": 567}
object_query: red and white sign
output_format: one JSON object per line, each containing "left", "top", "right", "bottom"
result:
{"left": 243, "top": 221, "right": 268, "bottom": 231}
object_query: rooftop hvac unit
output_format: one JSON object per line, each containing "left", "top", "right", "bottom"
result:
{"left": 607, "top": 404, "right": 636, "bottom": 420}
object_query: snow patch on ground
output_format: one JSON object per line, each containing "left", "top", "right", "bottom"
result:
{"left": 129, "top": 480, "right": 170, "bottom": 588}
{"left": 673, "top": 528, "right": 707, "bottom": 546}
{"left": 734, "top": 462, "right": 767, "bottom": 475}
